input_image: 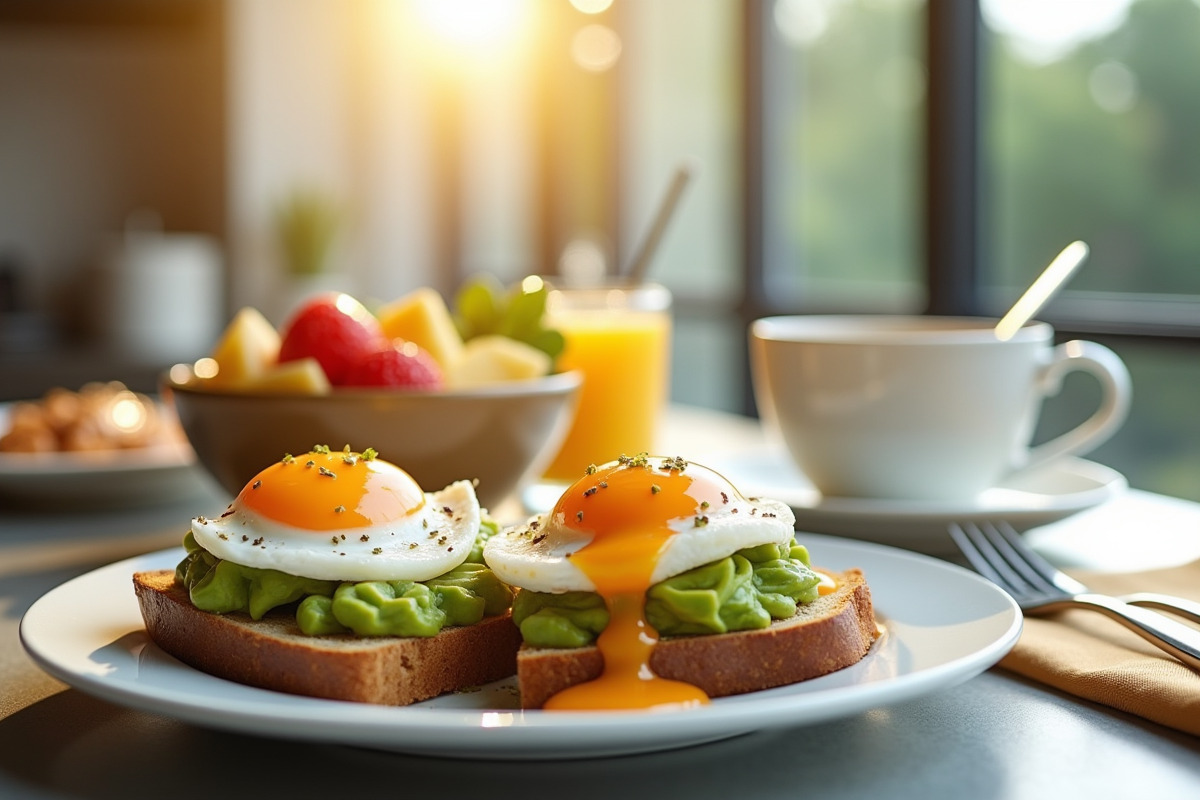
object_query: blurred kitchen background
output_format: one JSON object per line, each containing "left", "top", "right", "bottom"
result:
{"left": 1, "top": 0, "right": 1198, "bottom": 501}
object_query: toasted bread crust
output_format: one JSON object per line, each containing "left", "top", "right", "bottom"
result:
{"left": 133, "top": 570, "right": 522, "bottom": 706}
{"left": 516, "top": 568, "right": 878, "bottom": 709}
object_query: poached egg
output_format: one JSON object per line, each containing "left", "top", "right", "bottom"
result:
{"left": 483, "top": 453, "right": 797, "bottom": 711}
{"left": 191, "top": 445, "right": 480, "bottom": 582}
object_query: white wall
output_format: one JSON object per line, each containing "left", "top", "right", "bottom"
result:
{"left": 226, "top": 0, "right": 465, "bottom": 323}
{"left": 0, "top": 6, "right": 225, "bottom": 341}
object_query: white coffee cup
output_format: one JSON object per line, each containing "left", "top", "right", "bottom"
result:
{"left": 749, "top": 315, "right": 1132, "bottom": 502}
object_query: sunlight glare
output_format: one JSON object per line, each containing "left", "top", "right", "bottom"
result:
{"left": 190, "top": 358, "right": 219, "bottom": 380}
{"left": 413, "top": 0, "right": 531, "bottom": 49}
{"left": 571, "top": 23, "right": 622, "bottom": 72}
{"left": 109, "top": 393, "right": 148, "bottom": 434}
{"left": 559, "top": 238, "right": 607, "bottom": 283}
{"left": 774, "top": 0, "right": 835, "bottom": 47}
{"left": 981, "top": 0, "right": 1132, "bottom": 63}
{"left": 571, "top": 0, "right": 614, "bottom": 13}
{"left": 1089, "top": 61, "right": 1139, "bottom": 114}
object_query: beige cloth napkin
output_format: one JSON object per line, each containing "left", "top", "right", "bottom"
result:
{"left": 998, "top": 558, "right": 1200, "bottom": 736}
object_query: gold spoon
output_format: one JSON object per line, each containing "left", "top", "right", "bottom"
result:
{"left": 994, "top": 240, "right": 1089, "bottom": 341}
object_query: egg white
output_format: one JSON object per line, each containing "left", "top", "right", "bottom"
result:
{"left": 191, "top": 479, "right": 481, "bottom": 582}
{"left": 483, "top": 494, "right": 796, "bottom": 594}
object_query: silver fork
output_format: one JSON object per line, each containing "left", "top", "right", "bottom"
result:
{"left": 949, "top": 520, "right": 1200, "bottom": 671}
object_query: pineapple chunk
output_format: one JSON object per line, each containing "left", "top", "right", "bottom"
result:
{"left": 376, "top": 288, "right": 465, "bottom": 370}
{"left": 241, "top": 358, "right": 331, "bottom": 394}
{"left": 206, "top": 307, "right": 281, "bottom": 388}
{"left": 446, "top": 335, "right": 551, "bottom": 388}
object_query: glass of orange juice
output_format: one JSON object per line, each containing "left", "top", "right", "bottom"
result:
{"left": 539, "top": 279, "right": 673, "bottom": 484}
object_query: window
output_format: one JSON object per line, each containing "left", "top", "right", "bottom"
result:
{"left": 627, "top": 0, "right": 1200, "bottom": 501}
{"left": 758, "top": 0, "right": 924, "bottom": 314}
{"left": 978, "top": 0, "right": 1200, "bottom": 501}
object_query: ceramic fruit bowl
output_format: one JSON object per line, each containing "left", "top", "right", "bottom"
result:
{"left": 163, "top": 367, "right": 581, "bottom": 511}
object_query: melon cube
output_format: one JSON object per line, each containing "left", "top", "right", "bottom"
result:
{"left": 446, "top": 335, "right": 551, "bottom": 388}
{"left": 376, "top": 288, "right": 465, "bottom": 370}
{"left": 242, "top": 358, "right": 331, "bottom": 394}
{"left": 206, "top": 307, "right": 281, "bottom": 388}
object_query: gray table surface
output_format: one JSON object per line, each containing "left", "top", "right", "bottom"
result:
{"left": 3, "top": 407, "right": 1199, "bottom": 799}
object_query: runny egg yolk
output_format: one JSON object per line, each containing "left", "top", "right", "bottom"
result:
{"left": 234, "top": 447, "right": 426, "bottom": 531}
{"left": 542, "top": 455, "right": 742, "bottom": 712}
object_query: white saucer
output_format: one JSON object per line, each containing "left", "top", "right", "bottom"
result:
{"left": 720, "top": 448, "right": 1128, "bottom": 555}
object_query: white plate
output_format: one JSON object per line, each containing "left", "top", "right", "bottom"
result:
{"left": 20, "top": 536, "right": 1021, "bottom": 760}
{"left": 0, "top": 402, "right": 203, "bottom": 508}
{"left": 722, "top": 448, "right": 1127, "bottom": 555}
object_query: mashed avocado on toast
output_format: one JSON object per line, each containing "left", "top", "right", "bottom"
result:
{"left": 512, "top": 541, "right": 823, "bottom": 648}
{"left": 175, "top": 519, "right": 513, "bottom": 637}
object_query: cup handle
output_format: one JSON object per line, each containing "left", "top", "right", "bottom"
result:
{"left": 1021, "top": 340, "right": 1132, "bottom": 473}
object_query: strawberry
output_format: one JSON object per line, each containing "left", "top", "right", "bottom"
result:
{"left": 278, "top": 293, "right": 388, "bottom": 385}
{"left": 344, "top": 341, "right": 445, "bottom": 390}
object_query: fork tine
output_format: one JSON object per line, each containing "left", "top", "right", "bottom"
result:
{"left": 948, "top": 522, "right": 1001, "bottom": 580}
{"left": 989, "top": 520, "right": 1088, "bottom": 595}
{"left": 984, "top": 520, "right": 1089, "bottom": 594}
{"left": 976, "top": 521, "right": 1059, "bottom": 595}
{"left": 949, "top": 521, "right": 1035, "bottom": 595}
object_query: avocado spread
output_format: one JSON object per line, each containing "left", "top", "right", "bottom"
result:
{"left": 175, "top": 518, "right": 514, "bottom": 637}
{"left": 512, "top": 541, "right": 822, "bottom": 648}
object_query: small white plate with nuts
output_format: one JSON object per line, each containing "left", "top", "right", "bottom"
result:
{"left": 0, "top": 385, "right": 203, "bottom": 508}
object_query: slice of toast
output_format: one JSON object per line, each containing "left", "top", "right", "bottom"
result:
{"left": 515, "top": 568, "right": 878, "bottom": 710}
{"left": 133, "top": 570, "right": 522, "bottom": 706}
